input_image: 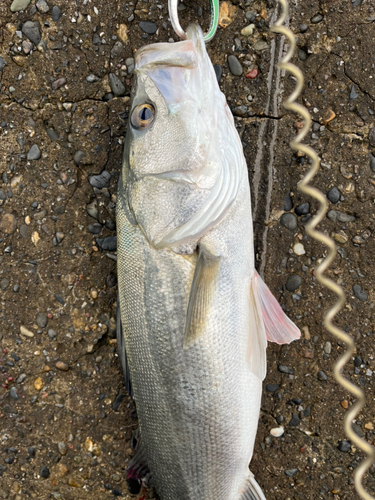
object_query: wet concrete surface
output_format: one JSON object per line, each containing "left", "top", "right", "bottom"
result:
{"left": 1, "top": 0, "right": 375, "bottom": 499}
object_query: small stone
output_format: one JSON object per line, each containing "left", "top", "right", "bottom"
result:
{"left": 55, "top": 232, "right": 64, "bottom": 244}
{"left": 74, "top": 150, "right": 86, "bottom": 165}
{"left": 10, "top": 387, "right": 19, "bottom": 400}
{"left": 52, "top": 77, "right": 66, "bottom": 90}
{"left": 27, "top": 144, "right": 41, "bottom": 160}
{"left": 317, "top": 370, "right": 328, "bottom": 381}
{"left": 46, "top": 128, "right": 58, "bottom": 142}
{"left": 232, "top": 105, "right": 248, "bottom": 117}
{"left": 332, "top": 231, "right": 348, "bottom": 244}
{"left": 17, "top": 373, "right": 26, "bottom": 384}
{"left": 56, "top": 361, "right": 69, "bottom": 371}
{"left": 369, "top": 154, "right": 375, "bottom": 173}
{"left": 51, "top": 5, "right": 61, "bottom": 21}
{"left": 125, "top": 57, "right": 135, "bottom": 74}
{"left": 365, "top": 422, "right": 374, "bottom": 430}
{"left": 278, "top": 365, "right": 294, "bottom": 375}
{"left": 68, "top": 477, "right": 84, "bottom": 488}
{"left": 295, "top": 202, "right": 310, "bottom": 216}
{"left": 0, "top": 278, "right": 9, "bottom": 291}
{"left": 36, "top": 312, "right": 48, "bottom": 328}
{"left": 285, "top": 468, "right": 299, "bottom": 477}
{"left": 337, "top": 440, "right": 351, "bottom": 453}
{"left": 109, "top": 73, "right": 126, "bottom": 96}
{"left": 96, "top": 236, "right": 117, "bottom": 251}
{"left": 91, "top": 289, "right": 98, "bottom": 300}
{"left": 20, "top": 326, "right": 34, "bottom": 337}
{"left": 327, "top": 210, "right": 355, "bottom": 223}
{"left": 288, "top": 413, "right": 300, "bottom": 426}
{"left": 241, "top": 24, "right": 255, "bottom": 36}
{"left": 265, "top": 383, "right": 279, "bottom": 392}
{"left": 311, "top": 13, "right": 323, "bottom": 23}
{"left": 213, "top": 64, "right": 222, "bottom": 82}
{"left": 280, "top": 213, "right": 297, "bottom": 230}
{"left": 56, "top": 463, "right": 69, "bottom": 477}
{"left": 327, "top": 187, "right": 340, "bottom": 204}
{"left": 324, "top": 341, "right": 332, "bottom": 354}
{"left": 282, "top": 193, "right": 293, "bottom": 211}
{"left": 31, "top": 231, "right": 40, "bottom": 246}
{"left": 86, "top": 74, "right": 100, "bottom": 83}
{"left": 58, "top": 442, "right": 68, "bottom": 455}
{"left": 48, "top": 329, "right": 57, "bottom": 339}
{"left": 298, "top": 49, "right": 308, "bottom": 61}
{"left": 40, "top": 465, "right": 50, "bottom": 479}
{"left": 88, "top": 223, "right": 102, "bottom": 234}
{"left": 253, "top": 40, "right": 268, "bottom": 51}
{"left": 54, "top": 205, "right": 65, "bottom": 215}
{"left": 89, "top": 171, "right": 111, "bottom": 189}
{"left": 22, "top": 21, "right": 41, "bottom": 45}
{"left": 139, "top": 21, "right": 157, "bottom": 34}
{"left": 36, "top": 0, "right": 49, "bottom": 13}
{"left": 87, "top": 201, "right": 99, "bottom": 220}
{"left": 245, "top": 11, "right": 256, "bottom": 21}
{"left": 34, "top": 377, "right": 43, "bottom": 390}
{"left": 270, "top": 426, "right": 284, "bottom": 437}
{"left": 117, "top": 24, "right": 128, "bottom": 42}
{"left": 293, "top": 243, "right": 305, "bottom": 256}
{"left": 111, "top": 41, "right": 124, "bottom": 57}
{"left": 354, "top": 356, "right": 362, "bottom": 367}
{"left": 369, "top": 127, "right": 375, "bottom": 148}
{"left": 341, "top": 400, "right": 348, "bottom": 409}
{"left": 286, "top": 275, "right": 302, "bottom": 292}
{"left": 298, "top": 23, "right": 308, "bottom": 33}
{"left": 10, "top": 0, "right": 31, "bottom": 12}
{"left": 228, "top": 55, "right": 243, "bottom": 76}
{"left": 28, "top": 447, "right": 36, "bottom": 457}
{"left": 353, "top": 284, "right": 367, "bottom": 302}
{"left": 349, "top": 85, "right": 359, "bottom": 100}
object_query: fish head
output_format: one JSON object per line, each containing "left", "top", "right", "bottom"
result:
{"left": 121, "top": 25, "right": 243, "bottom": 250}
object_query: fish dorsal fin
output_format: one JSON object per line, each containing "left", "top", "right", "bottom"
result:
{"left": 184, "top": 246, "right": 221, "bottom": 349}
{"left": 248, "top": 271, "right": 301, "bottom": 380}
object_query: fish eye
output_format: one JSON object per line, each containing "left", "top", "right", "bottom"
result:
{"left": 131, "top": 103, "right": 155, "bottom": 130}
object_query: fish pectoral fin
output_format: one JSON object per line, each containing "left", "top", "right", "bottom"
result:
{"left": 240, "top": 472, "right": 266, "bottom": 500}
{"left": 252, "top": 271, "right": 301, "bottom": 345}
{"left": 183, "top": 245, "right": 221, "bottom": 349}
{"left": 248, "top": 275, "right": 268, "bottom": 380}
{"left": 116, "top": 292, "right": 133, "bottom": 398}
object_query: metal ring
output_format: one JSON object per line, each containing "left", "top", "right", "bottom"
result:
{"left": 168, "top": 0, "right": 219, "bottom": 42}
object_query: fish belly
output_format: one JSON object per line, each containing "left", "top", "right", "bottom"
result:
{"left": 117, "top": 178, "right": 261, "bottom": 500}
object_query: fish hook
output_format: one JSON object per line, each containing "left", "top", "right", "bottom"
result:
{"left": 168, "top": 0, "right": 219, "bottom": 42}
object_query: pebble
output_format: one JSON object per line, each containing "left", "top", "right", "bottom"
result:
{"left": 36, "top": 0, "right": 49, "bottom": 13}
{"left": 58, "top": 442, "right": 68, "bottom": 456}
{"left": 253, "top": 40, "right": 268, "bottom": 51}
{"left": 47, "top": 128, "right": 58, "bottom": 141}
{"left": 10, "top": 387, "right": 19, "bottom": 400}
{"left": 281, "top": 192, "right": 292, "bottom": 211}
{"left": 298, "top": 23, "right": 308, "bottom": 33}
{"left": 317, "top": 370, "right": 328, "bottom": 381}
{"left": 241, "top": 24, "right": 255, "bottom": 36}
{"left": 232, "top": 105, "right": 248, "bottom": 117}
{"left": 111, "top": 41, "right": 124, "bottom": 57}
{"left": 369, "top": 154, "right": 375, "bottom": 173}
{"left": 139, "top": 21, "right": 157, "bottom": 35}
{"left": 96, "top": 236, "right": 117, "bottom": 251}
{"left": 27, "top": 144, "right": 41, "bottom": 161}
{"left": 354, "top": 356, "right": 362, "bottom": 367}
{"left": 36, "top": 312, "right": 48, "bottom": 328}
{"left": 293, "top": 243, "right": 305, "bottom": 256}
{"left": 265, "top": 383, "right": 279, "bottom": 392}
{"left": 86, "top": 74, "right": 100, "bottom": 83}
{"left": 87, "top": 201, "right": 99, "bottom": 220}
{"left": 349, "top": 85, "right": 359, "bottom": 100}
{"left": 295, "top": 202, "right": 310, "bottom": 216}
{"left": 52, "top": 77, "right": 67, "bottom": 90}
{"left": 327, "top": 210, "right": 355, "bottom": 223}
{"left": 34, "top": 377, "right": 43, "bottom": 390}
{"left": 311, "top": 13, "right": 323, "bottom": 23}
{"left": 88, "top": 223, "right": 102, "bottom": 234}
{"left": 20, "top": 325, "right": 34, "bottom": 337}
{"left": 369, "top": 127, "right": 375, "bottom": 148}
{"left": 56, "top": 361, "right": 69, "bottom": 371}
{"left": 48, "top": 329, "right": 57, "bottom": 339}
{"left": 74, "top": 150, "right": 86, "bottom": 165}
{"left": 332, "top": 231, "right": 348, "bottom": 244}
{"left": 117, "top": 24, "right": 128, "bottom": 43}
{"left": 0, "top": 213, "right": 17, "bottom": 234}
{"left": 324, "top": 341, "right": 332, "bottom": 354}
{"left": 40, "top": 465, "right": 50, "bottom": 479}
{"left": 51, "top": 5, "right": 62, "bottom": 21}
{"left": 17, "top": 373, "right": 26, "bottom": 384}
{"left": 288, "top": 413, "right": 300, "bottom": 426}
{"left": 341, "top": 400, "right": 348, "bottom": 409}
{"left": 353, "top": 284, "right": 367, "bottom": 302}
{"left": 298, "top": 49, "right": 308, "bottom": 61}
{"left": 337, "top": 440, "right": 351, "bottom": 453}
{"left": 228, "top": 55, "right": 242, "bottom": 76}
{"left": 327, "top": 187, "right": 340, "bottom": 204}
{"left": 278, "top": 365, "right": 294, "bottom": 375}
{"left": 213, "top": 64, "right": 222, "bottom": 82}
{"left": 125, "top": 57, "right": 135, "bottom": 74}
{"left": 270, "top": 426, "right": 284, "bottom": 437}
{"left": 28, "top": 447, "right": 36, "bottom": 458}
{"left": 22, "top": 21, "right": 41, "bottom": 45}
{"left": 89, "top": 171, "right": 111, "bottom": 189}
{"left": 280, "top": 213, "right": 297, "bottom": 230}
{"left": 0, "top": 278, "right": 9, "bottom": 291}
{"left": 285, "top": 468, "right": 299, "bottom": 477}
{"left": 246, "top": 69, "right": 258, "bottom": 79}
{"left": 286, "top": 275, "right": 301, "bottom": 292}
{"left": 10, "top": 0, "right": 31, "bottom": 11}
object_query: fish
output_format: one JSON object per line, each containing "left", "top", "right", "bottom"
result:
{"left": 116, "top": 24, "right": 300, "bottom": 500}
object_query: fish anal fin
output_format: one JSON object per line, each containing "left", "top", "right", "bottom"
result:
{"left": 253, "top": 271, "right": 301, "bottom": 345}
{"left": 183, "top": 245, "right": 220, "bottom": 349}
{"left": 240, "top": 472, "right": 266, "bottom": 500}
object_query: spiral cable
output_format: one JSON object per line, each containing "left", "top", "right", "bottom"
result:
{"left": 270, "top": 1, "right": 375, "bottom": 498}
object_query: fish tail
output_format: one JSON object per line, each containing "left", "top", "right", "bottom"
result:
{"left": 240, "top": 472, "right": 266, "bottom": 500}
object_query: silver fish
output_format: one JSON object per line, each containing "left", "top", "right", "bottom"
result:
{"left": 116, "top": 24, "right": 300, "bottom": 500}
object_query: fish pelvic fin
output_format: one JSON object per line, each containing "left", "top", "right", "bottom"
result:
{"left": 248, "top": 271, "right": 301, "bottom": 380}
{"left": 240, "top": 472, "right": 267, "bottom": 500}
{"left": 183, "top": 245, "right": 221, "bottom": 349}
{"left": 252, "top": 271, "right": 301, "bottom": 345}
